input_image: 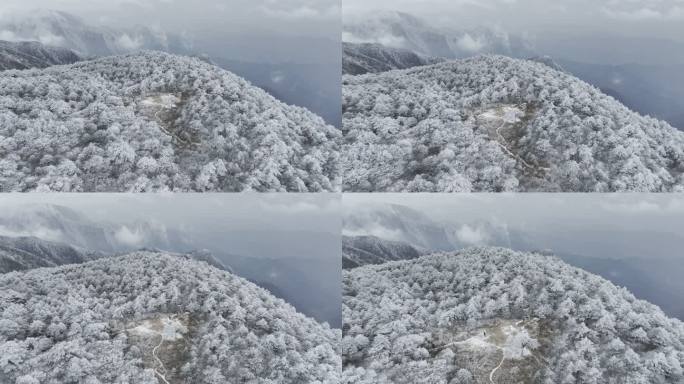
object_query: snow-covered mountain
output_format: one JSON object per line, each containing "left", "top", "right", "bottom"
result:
{"left": 343, "top": 247, "right": 684, "bottom": 383}
{"left": 0, "top": 40, "right": 80, "bottom": 70}
{"left": 342, "top": 235, "right": 426, "bottom": 269}
{"left": 0, "top": 235, "right": 103, "bottom": 273}
{"left": 343, "top": 42, "right": 444, "bottom": 75}
{"left": 0, "top": 10, "right": 191, "bottom": 57}
{"left": 343, "top": 11, "right": 536, "bottom": 60}
{"left": 343, "top": 55, "right": 684, "bottom": 192}
{"left": 0, "top": 252, "right": 341, "bottom": 383}
{"left": 0, "top": 51, "right": 340, "bottom": 192}
{"left": 344, "top": 203, "right": 456, "bottom": 250}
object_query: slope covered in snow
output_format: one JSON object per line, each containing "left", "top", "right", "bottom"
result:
{"left": 342, "top": 235, "right": 426, "bottom": 269}
{"left": 0, "top": 235, "right": 102, "bottom": 273}
{"left": 343, "top": 42, "right": 444, "bottom": 75}
{"left": 342, "top": 55, "right": 684, "bottom": 192}
{"left": 0, "top": 51, "right": 340, "bottom": 192}
{"left": 0, "top": 251, "right": 341, "bottom": 383}
{"left": 343, "top": 247, "right": 684, "bottom": 383}
{"left": 0, "top": 40, "right": 80, "bottom": 71}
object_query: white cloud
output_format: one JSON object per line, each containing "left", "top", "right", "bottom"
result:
{"left": 116, "top": 33, "right": 143, "bottom": 50}
{"left": 0, "top": 225, "right": 64, "bottom": 242}
{"left": 114, "top": 226, "right": 145, "bottom": 247}
{"left": 455, "top": 33, "right": 486, "bottom": 52}
{"left": 455, "top": 224, "right": 490, "bottom": 245}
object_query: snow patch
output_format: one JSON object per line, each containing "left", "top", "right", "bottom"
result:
{"left": 478, "top": 105, "right": 524, "bottom": 124}
{"left": 128, "top": 315, "right": 188, "bottom": 341}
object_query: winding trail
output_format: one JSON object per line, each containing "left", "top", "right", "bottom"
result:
{"left": 489, "top": 349, "right": 505, "bottom": 384}
{"left": 152, "top": 335, "right": 170, "bottom": 384}
{"left": 493, "top": 121, "right": 550, "bottom": 175}
{"left": 153, "top": 109, "right": 194, "bottom": 148}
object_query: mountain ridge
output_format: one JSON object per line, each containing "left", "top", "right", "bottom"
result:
{"left": 343, "top": 247, "right": 684, "bottom": 383}
{"left": 0, "top": 50, "right": 341, "bottom": 192}
{"left": 0, "top": 251, "right": 341, "bottom": 383}
{"left": 343, "top": 54, "right": 684, "bottom": 192}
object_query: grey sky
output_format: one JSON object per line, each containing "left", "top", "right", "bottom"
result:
{"left": 343, "top": 0, "right": 684, "bottom": 41}
{"left": 0, "top": 0, "right": 341, "bottom": 63}
{"left": 344, "top": 194, "right": 684, "bottom": 259}
{"left": 345, "top": 194, "right": 684, "bottom": 239}
{"left": 0, "top": 193, "right": 341, "bottom": 260}
{"left": 0, "top": 193, "right": 340, "bottom": 234}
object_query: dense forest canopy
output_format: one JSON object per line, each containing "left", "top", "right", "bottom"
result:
{"left": 0, "top": 252, "right": 341, "bottom": 383}
{"left": 343, "top": 247, "right": 684, "bottom": 383}
{"left": 342, "top": 55, "right": 684, "bottom": 192}
{"left": 0, "top": 51, "right": 341, "bottom": 192}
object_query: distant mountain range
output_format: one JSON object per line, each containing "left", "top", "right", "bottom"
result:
{"left": 0, "top": 235, "right": 103, "bottom": 273}
{"left": 343, "top": 247, "right": 684, "bottom": 383}
{"left": 0, "top": 40, "right": 80, "bottom": 70}
{"left": 343, "top": 42, "right": 444, "bottom": 75}
{"left": 342, "top": 235, "right": 427, "bottom": 268}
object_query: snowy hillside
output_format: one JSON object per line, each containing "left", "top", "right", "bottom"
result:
{"left": 343, "top": 247, "right": 684, "bottom": 383}
{"left": 0, "top": 40, "right": 80, "bottom": 70}
{"left": 0, "top": 252, "right": 341, "bottom": 383}
{"left": 0, "top": 10, "right": 191, "bottom": 57}
{"left": 344, "top": 203, "right": 456, "bottom": 250}
{"left": 342, "top": 55, "right": 684, "bottom": 192}
{"left": 343, "top": 11, "right": 535, "bottom": 60}
{"left": 343, "top": 42, "right": 444, "bottom": 75}
{"left": 342, "top": 235, "right": 426, "bottom": 269}
{"left": 0, "top": 235, "right": 102, "bottom": 273}
{"left": 0, "top": 51, "right": 340, "bottom": 192}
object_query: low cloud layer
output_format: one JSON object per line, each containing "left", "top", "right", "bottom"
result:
{"left": 344, "top": 0, "right": 684, "bottom": 43}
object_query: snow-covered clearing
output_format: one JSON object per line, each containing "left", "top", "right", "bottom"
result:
{"left": 123, "top": 313, "right": 192, "bottom": 384}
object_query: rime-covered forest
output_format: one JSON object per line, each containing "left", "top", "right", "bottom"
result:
{"left": 342, "top": 235, "right": 426, "bottom": 269}
{"left": 343, "top": 42, "right": 444, "bottom": 75}
{"left": 343, "top": 247, "right": 684, "bottom": 383}
{"left": 0, "top": 51, "right": 341, "bottom": 192}
{"left": 0, "top": 252, "right": 341, "bottom": 383}
{"left": 342, "top": 55, "right": 684, "bottom": 192}
{"left": 0, "top": 40, "right": 80, "bottom": 71}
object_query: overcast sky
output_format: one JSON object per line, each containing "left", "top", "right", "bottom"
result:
{"left": 344, "top": 0, "right": 684, "bottom": 42}
{"left": 0, "top": 193, "right": 339, "bottom": 233}
{"left": 344, "top": 193, "right": 684, "bottom": 259}
{"left": 0, "top": 0, "right": 340, "bottom": 62}
{"left": 0, "top": 194, "right": 341, "bottom": 260}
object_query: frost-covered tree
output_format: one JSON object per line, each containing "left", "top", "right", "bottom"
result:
{"left": 342, "top": 247, "right": 684, "bottom": 383}
{"left": 0, "top": 252, "right": 341, "bottom": 383}
{"left": 0, "top": 51, "right": 341, "bottom": 192}
{"left": 342, "top": 55, "right": 684, "bottom": 192}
